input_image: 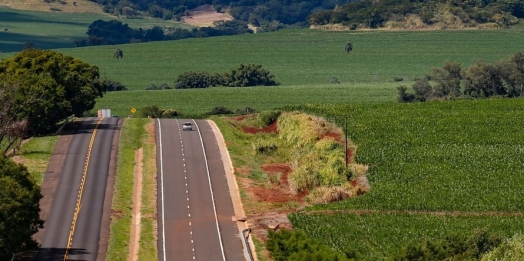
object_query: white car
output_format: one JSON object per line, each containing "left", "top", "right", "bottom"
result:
{"left": 182, "top": 122, "right": 193, "bottom": 131}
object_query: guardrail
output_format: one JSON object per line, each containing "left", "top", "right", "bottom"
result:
{"left": 242, "top": 228, "right": 254, "bottom": 261}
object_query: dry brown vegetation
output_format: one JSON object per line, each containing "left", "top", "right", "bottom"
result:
{"left": 0, "top": 0, "right": 104, "bottom": 13}
{"left": 221, "top": 112, "right": 370, "bottom": 249}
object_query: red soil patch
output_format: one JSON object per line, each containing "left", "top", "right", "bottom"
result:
{"left": 321, "top": 129, "right": 354, "bottom": 164}
{"left": 251, "top": 163, "right": 308, "bottom": 204}
{"left": 242, "top": 120, "right": 278, "bottom": 134}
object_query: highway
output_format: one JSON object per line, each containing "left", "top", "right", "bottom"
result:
{"left": 156, "top": 119, "right": 246, "bottom": 261}
{"left": 36, "top": 117, "right": 119, "bottom": 261}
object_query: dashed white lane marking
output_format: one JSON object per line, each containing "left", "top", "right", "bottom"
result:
{"left": 176, "top": 120, "right": 196, "bottom": 260}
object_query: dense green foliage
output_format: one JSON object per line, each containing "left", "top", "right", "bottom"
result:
{"left": 84, "top": 19, "right": 252, "bottom": 46}
{"left": 174, "top": 64, "right": 278, "bottom": 88}
{"left": 222, "top": 63, "right": 280, "bottom": 87}
{"left": 88, "top": 0, "right": 352, "bottom": 25}
{"left": 308, "top": 0, "right": 523, "bottom": 28}
{"left": 391, "top": 230, "right": 501, "bottom": 260}
{"left": 0, "top": 49, "right": 106, "bottom": 135}
{"left": 266, "top": 229, "right": 352, "bottom": 261}
{"left": 481, "top": 234, "right": 524, "bottom": 261}
{"left": 174, "top": 71, "right": 221, "bottom": 89}
{"left": 0, "top": 154, "right": 42, "bottom": 260}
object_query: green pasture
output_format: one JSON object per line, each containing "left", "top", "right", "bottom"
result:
{"left": 58, "top": 29, "right": 524, "bottom": 90}
{"left": 283, "top": 99, "right": 524, "bottom": 258}
{"left": 93, "top": 82, "right": 399, "bottom": 117}
{"left": 0, "top": 6, "right": 191, "bottom": 52}
{"left": 3, "top": 28, "right": 524, "bottom": 91}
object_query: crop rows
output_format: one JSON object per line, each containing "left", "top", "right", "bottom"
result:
{"left": 285, "top": 98, "right": 524, "bottom": 258}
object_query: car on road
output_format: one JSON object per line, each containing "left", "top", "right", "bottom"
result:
{"left": 182, "top": 122, "right": 193, "bottom": 131}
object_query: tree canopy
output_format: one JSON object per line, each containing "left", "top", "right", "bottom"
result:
{"left": 0, "top": 49, "right": 106, "bottom": 136}
{"left": 0, "top": 154, "right": 43, "bottom": 260}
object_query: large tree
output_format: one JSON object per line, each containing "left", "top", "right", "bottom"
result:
{"left": 0, "top": 49, "right": 106, "bottom": 135}
{"left": 0, "top": 154, "right": 43, "bottom": 260}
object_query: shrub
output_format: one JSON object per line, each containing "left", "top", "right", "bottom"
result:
{"left": 397, "top": 85, "right": 415, "bottom": 103}
{"left": 222, "top": 64, "right": 280, "bottom": 87}
{"left": 266, "top": 229, "right": 351, "bottom": 261}
{"left": 161, "top": 109, "right": 178, "bottom": 118}
{"left": 141, "top": 105, "right": 162, "bottom": 118}
{"left": 252, "top": 140, "right": 278, "bottom": 155}
{"left": 100, "top": 78, "right": 127, "bottom": 91}
{"left": 174, "top": 71, "right": 221, "bottom": 89}
{"left": 392, "top": 229, "right": 501, "bottom": 260}
{"left": 412, "top": 79, "right": 433, "bottom": 101}
{"left": 258, "top": 110, "right": 281, "bottom": 126}
{"left": 207, "top": 106, "right": 232, "bottom": 115}
{"left": 482, "top": 234, "right": 524, "bottom": 261}
{"left": 235, "top": 107, "right": 257, "bottom": 115}
{"left": 393, "top": 77, "right": 404, "bottom": 82}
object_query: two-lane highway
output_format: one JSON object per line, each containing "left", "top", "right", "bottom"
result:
{"left": 37, "top": 117, "right": 119, "bottom": 261}
{"left": 157, "top": 119, "right": 245, "bottom": 261}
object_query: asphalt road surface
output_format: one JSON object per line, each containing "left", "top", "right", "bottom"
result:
{"left": 156, "top": 119, "right": 246, "bottom": 261}
{"left": 36, "top": 117, "right": 119, "bottom": 261}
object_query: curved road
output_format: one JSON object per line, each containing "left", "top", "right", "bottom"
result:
{"left": 156, "top": 119, "right": 245, "bottom": 261}
{"left": 36, "top": 117, "right": 119, "bottom": 261}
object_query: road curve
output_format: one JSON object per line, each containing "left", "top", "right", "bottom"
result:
{"left": 36, "top": 117, "right": 119, "bottom": 261}
{"left": 156, "top": 119, "right": 245, "bottom": 261}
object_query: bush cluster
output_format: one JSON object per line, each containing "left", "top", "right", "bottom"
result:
{"left": 392, "top": 229, "right": 501, "bottom": 260}
{"left": 141, "top": 105, "right": 178, "bottom": 118}
{"left": 266, "top": 229, "right": 353, "bottom": 261}
{"left": 174, "top": 64, "right": 280, "bottom": 89}
{"left": 398, "top": 52, "right": 524, "bottom": 102}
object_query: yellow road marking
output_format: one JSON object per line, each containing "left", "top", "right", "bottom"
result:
{"left": 63, "top": 118, "right": 103, "bottom": 261}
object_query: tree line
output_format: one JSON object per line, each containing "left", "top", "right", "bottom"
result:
{"left": 308, "top": 0, "right": 524, "bottom": 29}
{"left": 397, "top": 52, "right": 524, "bottom": 103}
{"left": 77, "top": 19, "right": 253, "bottom": 46}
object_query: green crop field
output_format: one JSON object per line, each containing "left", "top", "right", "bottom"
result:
{"left": 3, "top": 28, "right": 523, "bottom": 116}
{"left": 93, "top": 83, "right": 399, "bottom": 117}
{"left": 0, "top": 6, "right": 191, "bottom": 53}
{"left": 283, "top": 99, "right": 524, "bottom": 259}
{"left": 2, "top": 11, "right": 524, "bottom": 258}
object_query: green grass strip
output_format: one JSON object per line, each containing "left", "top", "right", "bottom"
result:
{"left": 18, "top": 136, "right": 59, "bottom": 184}
{"left": 107, "top": 118, "right": 146, "bottom": 261}
{"left": 138, "top": 120, "right": 157, "bottom": 260}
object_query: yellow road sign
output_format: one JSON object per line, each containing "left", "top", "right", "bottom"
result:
{"left": 130, "top": 107, "right": 136, "bottom": 113}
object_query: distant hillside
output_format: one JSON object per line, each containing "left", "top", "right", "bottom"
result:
{"left": 308, "top": 0, "right": 524, "bottom": 30}
{"left": 88, "top": 0, "right": 354, "bottom": 26}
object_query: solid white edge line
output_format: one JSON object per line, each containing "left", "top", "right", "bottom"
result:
{"left": 157, "top": 119, "right": 167, "bottom": 261}
{"left": 193, "top": 119, "right": 227, "bottom": 261}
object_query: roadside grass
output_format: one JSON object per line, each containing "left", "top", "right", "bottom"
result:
{"left": 138, "top": 120, "right": 157, "bottom": 260}
{"left": 16, "top": 136, "right": 59, "bottom": 184}
{"left": 0, "top": 6, "right": 192, "bottom": 52}
{"left": 107, "top": 118, "right": 147, "bottom": 261}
